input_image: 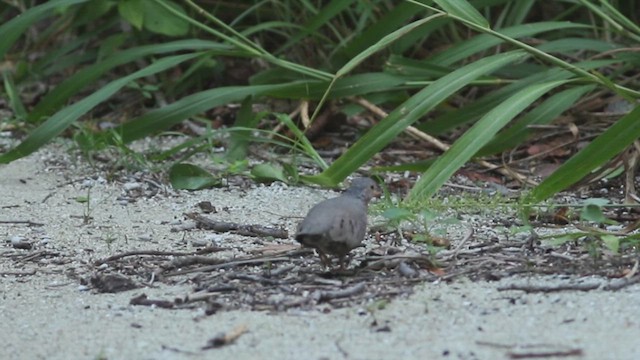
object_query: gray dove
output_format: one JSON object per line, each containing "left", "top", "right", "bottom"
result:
{"left": 295, "top": 177, "right": 379, "bottom": 269}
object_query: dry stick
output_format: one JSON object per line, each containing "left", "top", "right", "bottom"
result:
{"left": 508, "top": 349, "right": 583, "bottom": 359}
{"left": 163, "top": 256, "right": 292, "bottom": 277}
{"left": 602, "top": 274, "right": 640, "bottom": 291}
{"left": 497, "top": 282, "right": 601, "bottom": 293}
{"left": 269, "top": 101, "right": 303, "bottom": 139}
{"left": 0, "top": 269, "right": 37, "bottom": 276}
{"left": 363, "top": 253, "right": 435, "bottom": 271}
{"left": 202, "top": 324, "right": 249, "bottom": 350}
{"left": 439, "top": 226, "right": 474, "bottom": 261}
{"left": 184, "top": 213, "right": 289, "bottom": 239}
{"left": 624, "top": 141, "right": 640, "bottom": 204}
{"left": 314, "top": 282, "right": 366, "bottom": 302}
{"left": 0, "top": 220, "right": 45, "bottom": 226}
{"left": 350, "top": 97, "right": 536, "bottom": 186}
{"left": 129, "top": 293, "right": 174, "bottom": 309}
{"left": 164, "top": 255, "right": 226, "bottom": 269}
{"left": 94, "top": 247, "right": 225, "bottom": 266}
{"left": 19, "top": 250, "right": 60, "bottom": 262}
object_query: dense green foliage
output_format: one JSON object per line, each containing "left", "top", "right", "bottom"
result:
{"left": 1, "top": 0, "right": 639, "bottom": 202}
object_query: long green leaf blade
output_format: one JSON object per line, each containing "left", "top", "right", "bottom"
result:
{"left": 306, "top": 50, "right": 529, "bottom": 186}
{"left": 529, "top": 105, "right": 640, "bottom": 202}
{"left": 0, "top": 53, "right": 200, "bottom": 163}
{"left": 29, "top": 40, "right": 239, "bottom": 121}
{"left": 433, "top": 0, "right": 489, "bottom": 27}
{"left": 0, "top": 0, "right": 89, "bottom": 58}
{"left": 408, "top": 80, "right": 568, "bottom": 201}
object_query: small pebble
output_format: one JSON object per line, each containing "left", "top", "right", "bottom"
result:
{"left": 191, "top": 239, "right": 208, "bottom": 247}
{"left": 137, "top": 233, "right": 152, "bottom": 242}
{"left": 123, "top": 182, "right": 142, "bottom": 191}
{"left": 10, "top": 235, "right": 25, "bottom": 245}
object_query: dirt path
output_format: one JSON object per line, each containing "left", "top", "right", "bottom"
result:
{"left": 1, "top": 144, "right": 639, "bottom": 360}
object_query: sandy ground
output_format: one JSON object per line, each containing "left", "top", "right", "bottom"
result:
{"left": 1, "top": 144, "right": 640, "bottom": 360}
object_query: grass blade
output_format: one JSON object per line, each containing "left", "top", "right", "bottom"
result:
{"left": 433, "top": 0, "right": 489, "bottom": 27}
{"left": 305, "top": 50, "right": 529, "bottom": 186}
{"left": 0, "top": 53, "right": 200, "bottom": 164}
{"left": 529, "top": 105, "right": 640, "bottom": 202}
{"left": 28, "top": 40, "right": 239, "bottom": 121}
{"left": 0, "top": 0, "right": 89, "bottom": 59}
{"left": 408, "top": 80, "right": 568, "bottom": 201}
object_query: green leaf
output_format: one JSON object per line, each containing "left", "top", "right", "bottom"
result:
{"left": 118, "top": 0, "right": 145, "bottom": 30}
{"left": 143, "top": 0, "right": 189, "bottom": 36}
{"left": 277, "top": 0, "right": 357, "bottom": 54}
{"left": 544, "top": 234, "right": 582, "bottom": 247}
{"left": 0, "top": 0, "right": 89, "bottom": 59}
{"left": 421, "top": 60, "right": 618, "bottom": 135}
{"left": 433, "top": 0, "right": 489, "bottom": 28}
{"left": 306, "top": 50, "right": 529, "bottom": 186}
{"left": 381, "top": 208, "right": 414, "bottom": 221}
{"left": 336, "top": 14, "right": 443, "bottom": 78}
{"left": 169, "top": 163, "right": 220, "bottom": 190}
{"left": 339, "top": 2, "right": 425, "bottom": 59}
{"left": 29, "top": 40, "right": 238, "bottom": 121}
{"left": 580, "top": 204, "right": 608, "bottom": 223}
{"left": 2, "top": 72, "right": 27, "bottom": 120}
{"left": 428, "top": 22, "right": 588, "bottom": 66}
{"left": 251, "top": 163, "right": 287, "bottom": 183}
{"left": 0, "top": 53, "right": 200, "bottom": 164}
{"left": 226, "top": 96, "right": 257, "bottom": 162}
{"left": 408, "top": 80, "right": 567, "bottom": 201}
{"left": 529, "top": 105, "right": 640, "bottom": 202}
{"left": 601, "top": 234, "right": 620, "bottom": 254}
{"left": 477, "top": 85, "right": 594, "bottom": 157}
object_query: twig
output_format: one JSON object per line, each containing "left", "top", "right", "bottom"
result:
{"left": 602, "top": 274, "right": 640, "bottom": 291}
{"left": 508, "top": 349, "right": 583, "bottom": 359}
{"left": 0, "top": 269, "right": 37, "bottom": 276}
{"left": 497, "top": 282, "right": 601, "bottom": 293}
{"left": 94, "top": 247, "right": 225, "bottom": 266}
{"left": 350, "top": 96, "right": 536, "bottom": 185}
{"left": 440, "top": 227, "right": 474, "bottom": 261}
{"left": 314, "top": 282, "right": 366, "bottom": 302}
{"left": 163, "top": 256, "right": 292, "bottom": 277}
{"left": 0, "top": 220, "right": 44, "bottom": 226}
{"left": 163, "top": 255, "right": 225, "bottom": 269}
{"left": 19, "top": 250, "right": 60, "bottom": 262}
{"left": 183, "top": 213, "right": 288, "bottom": 239}
{"left": 227, "top": 273, "right": 282, "bottom": 285}
{"left": 130, "top": 293, "right": 174, "bottom": 309}
{"left": 202, "top": 325, "right": 249, "bottom": 350}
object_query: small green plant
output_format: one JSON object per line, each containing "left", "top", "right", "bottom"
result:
{"left": 102, "top": 233, "right": 117, "bottom": 252}
{"left": 534, "top": 198, "right": 639, "bottom": 255}
{"left": 75, "top": 187, "right": 92, "bottom": 225}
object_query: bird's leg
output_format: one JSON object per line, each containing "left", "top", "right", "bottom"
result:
{"left": 317, "top": 249, "right": 331, "bottom": 268}
{"left": 338, "top": 255, "right": 346, "bottom": 270}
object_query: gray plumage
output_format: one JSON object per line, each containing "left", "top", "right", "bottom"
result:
{"left": 295, "top": 177, "right": 379, "bottom": 269}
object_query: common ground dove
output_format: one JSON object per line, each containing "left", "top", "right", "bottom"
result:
{"left": 295, "top": 177, "right": 379, "bottom": 269}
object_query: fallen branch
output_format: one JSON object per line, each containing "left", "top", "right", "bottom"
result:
{"left": 94, "top": 247, "right": 225, "bottom": 266}
{"left": 183, "top": 213, "right": 288, "bottom": 238}
{"left": 508, "top": 349, "right": 583, "bottom": 359}
{"left": 202, "top": 324, "right": 249, "bottom": 350}
{"left": 350, "top": 96, "right": 536, "bottom": 186}
{"left": 163, "top": 256, "right": 292, "bottom": 277}
{"left": 314, "top": 283, "right": 366, "bottom": 302}
{"left": 497, "top": 282, "right": 601, "bottom": 293}
{"left": 602, "top": 275, "right": 640, "bottom": 291}
{"left": 0, "top": 220, "right": 44, "bottom": 226}
{"left": 0, "top": 269, "right": 37, "bottom": 276}
{"left": 130, "top": 293, "right": 174, "bottom": 309}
